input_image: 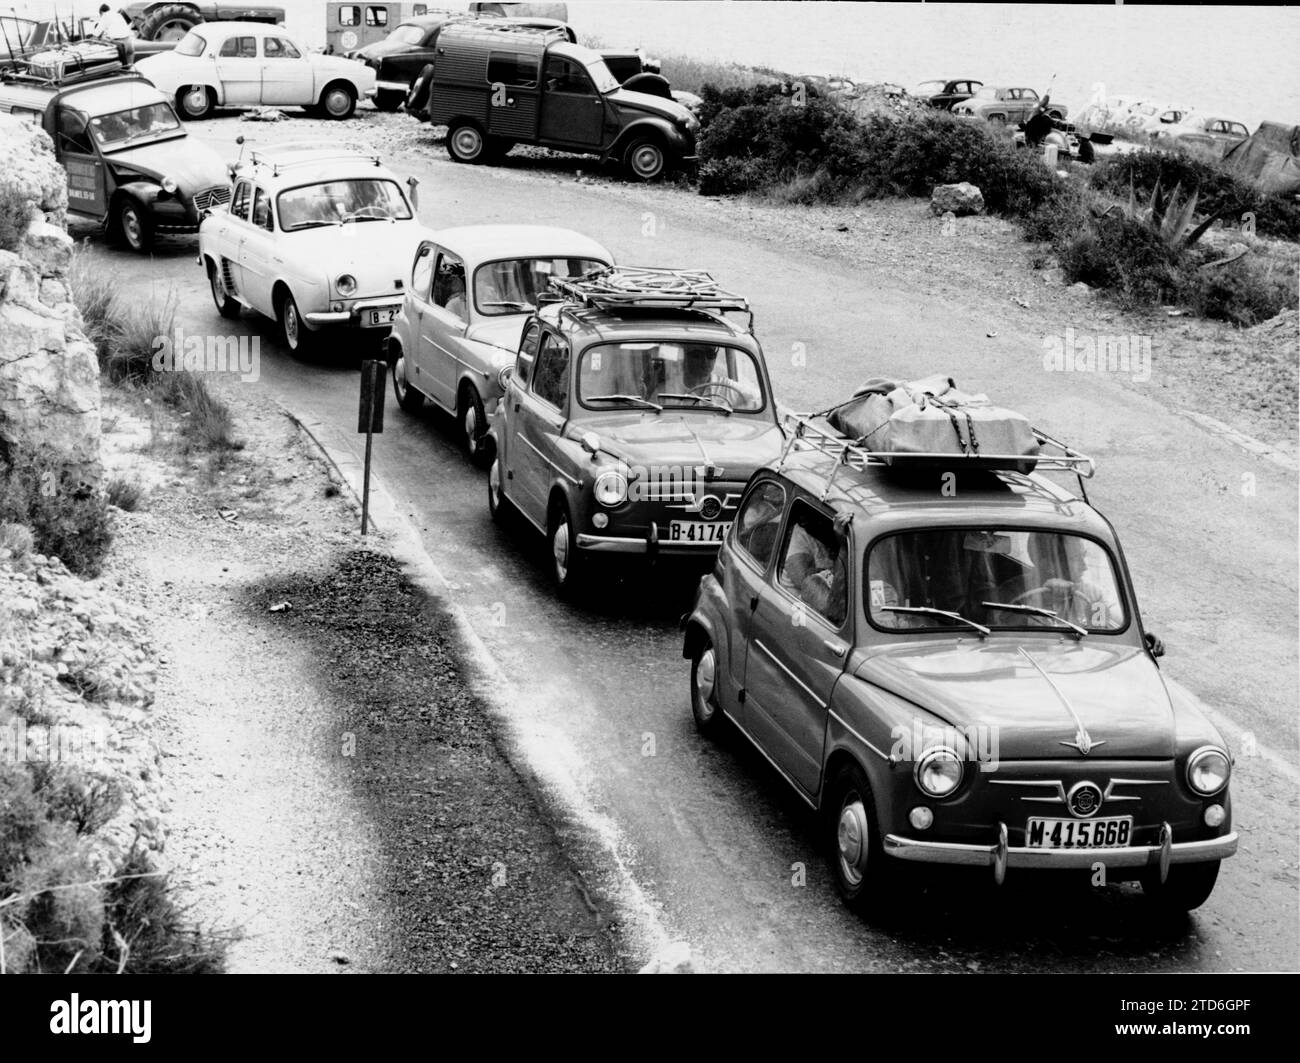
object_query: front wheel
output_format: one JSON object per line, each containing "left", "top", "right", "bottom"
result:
{"left": 116, "top": 199, "right": 152, "bottom": 253}
{"left": 208, "top": 260, "right": 240, "bottom": 318}
{"left": 320, "top": 82, "right": 357, "bottom": 120}
{"left": 278, "top": 292, "right": 315, "bottom": 357}
{"left": 460, "top": 385, "right": 491, "bottom": 466}
{"left": 624, "top": 137, "right": 667, "bottom": 181}
{"left": 548, "top": 501, "right": 586, "bottom": 596}
{"left": 828, "top": 762, "right": 892, "bottom": 911}
{"left": 447, "top": 122, "right": 487, "bottom": 164}
{"left": 1141, "top": 860, "right": 1220, "bottom": 913}
{"left": 690, "top": 637, "right": 726, "bottom": 738}
{"left": 488, "top": 458, "right": 513, "bottom": 525}
{"left": 391, "top": 347, "right": 424, "bottom": 413}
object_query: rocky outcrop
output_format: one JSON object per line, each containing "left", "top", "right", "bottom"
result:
{"left": 0, "top": 114, "right": 101, "bottom": 492}
{"left": 930, "top": 181, "right": 986, "bottom": 217}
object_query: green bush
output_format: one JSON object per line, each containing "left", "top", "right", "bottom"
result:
{"left": 0, "top": 442, "right": 110, "bottom": 576}
{"left": 1179, "top": 253, "right": 1300, "bottom": 325}
{"left": 1091, "top": 150, "right": 1300, "bottom": 242}
{"left": 1057, "top": 211, "right": 1181, "bottom": 307}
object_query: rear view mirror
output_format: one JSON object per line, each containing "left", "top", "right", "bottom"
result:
{"left": 1145, "top": 631, "right": 1165, "bottom": 658}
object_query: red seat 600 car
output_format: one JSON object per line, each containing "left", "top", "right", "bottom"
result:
{"left": 682, "top": 415, "right": 1237, "bottom": 914}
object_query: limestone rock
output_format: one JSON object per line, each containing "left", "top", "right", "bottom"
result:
{"left": 930, "top": 182, "right": 986, "bottom": 217}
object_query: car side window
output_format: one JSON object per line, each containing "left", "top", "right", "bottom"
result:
{"left": 56, "top": 107, "right": 93, "bottom": 154}
{"left": 230, "top": 180, "right": 252, "bottom": 222}
{"left": 776, "top": 501, "right": 848, "bottom": 628}
{"left": 545, "top": 57, "right": 590, "bottom": 95}
{"left": 251, "top": 187, "right": 273, "bottom": 230}
{"left": 488, "top": 50, "right": 539, "bottom": 88}
{"left": 366, "top": 6, "right": 388, "bottom": 27}
{"left": 264, "top": 36, "right": 301, "bottom": 59}
{"left": 219, "top": 35, "right": 256, "bottom": 58}
{"left": 431, "top": 251, "right": 467, "bottom": 321}
{"left": 734, "top": 480, "right": 786, "bottom": 570}
{"left": 339, "top": 6, "right": 360, "bottom": 27}
{"left": 531, "top": 332, "right": 569, "bottom": 411}
{"left": 516, "top": 321, "right": 540, "bottom": 386}
{"left": 411, "top": 244, "right": 435, "bottom": 299}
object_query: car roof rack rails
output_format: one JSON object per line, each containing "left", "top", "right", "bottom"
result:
{"left": 777, "top": 412, "right": 1095, "bottom": 503}
{"left": 4, "top": 58, "right": 134, "bottom": 87}
{"left": 245, "top": 143, "right": 384, "bottom": 175}
{"left": 544, "top": 266, "right": 755, "bottom": 331}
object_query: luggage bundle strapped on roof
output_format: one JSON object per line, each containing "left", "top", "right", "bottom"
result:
{"left": 825, "top": 373, "right": 1042, "bottom": 473}
{"left": 23, "top": 41, "right": 122, "bottom": 81}
{"left": 545, "top": 266, "right": 755, "bottom": 330}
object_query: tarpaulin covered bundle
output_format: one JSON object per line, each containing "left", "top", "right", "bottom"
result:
{"left": 1222, "top": 122, "right": 1300, "bottom": 196}
{"left": 826, "top": 374, "right": 1041, "bottom": 473}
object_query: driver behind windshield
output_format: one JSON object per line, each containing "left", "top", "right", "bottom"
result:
{"left": 677, "top": 345, "right": 761, "bottom": 409}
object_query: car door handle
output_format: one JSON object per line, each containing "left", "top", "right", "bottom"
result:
{"left": 823, "top": 639, "right": 847, "bottom": 658}
{"left": 749, "top": 595, "right": 759, "bottom": 611}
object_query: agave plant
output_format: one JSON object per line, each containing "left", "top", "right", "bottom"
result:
{"left": 1094, "top": 178, "right": 1223, "bottom": 254}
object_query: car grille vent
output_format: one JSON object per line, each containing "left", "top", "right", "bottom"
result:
{"left": 193, "top": 185, "right": 232, "bottom": 212}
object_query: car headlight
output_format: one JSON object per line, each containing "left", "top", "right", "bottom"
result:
{"left": 336, "top": 274, "right": 357, "bottom": 297}
{"left": 915, "top": 746, "right": 964, "bottom": 799}
{"left": 1186, "top": 746, "right": 1230, "bottom": 796}
{"left": 593, "top": 469, "right": 628, "bottom": 507}
{"left": 160, "top": 176, "right": 178, "bottom": 194}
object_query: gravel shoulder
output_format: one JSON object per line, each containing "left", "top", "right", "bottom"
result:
{"left": 100, "top": 379, "right": 623, "bottom": 973}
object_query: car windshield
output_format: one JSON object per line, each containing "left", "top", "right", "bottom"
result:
{"left": 175, "top": 30, "right": 207, "bottom": 57}
{"left": 868, "top": 529, "right": 1126, "bottom": 633}
{"left": 474, "top": 257, "right": 607, "bottom": 316}
{"left": 390, "top": 24, "right": 425, "bottom": 44}
{"left": 578, "top": 342, "right": 765, "bottom": 413}
{"left": 584, "top": 57, "right": 620, "bottom": 94}
{"left": 88, "top": 102, "right": 182, "bottom": 149}
{"left": 974, "top": 86, "right": 997, "bottom": 98}
{"left": 276, "top": 179, "right": 413, "bottom": 231}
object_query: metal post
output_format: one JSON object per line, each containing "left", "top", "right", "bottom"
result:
{"left": 361, "top": 373, "right": 374, "bottom": 535}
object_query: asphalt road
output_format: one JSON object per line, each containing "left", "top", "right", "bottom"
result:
{"left": 89, "top": 115, "right": 1299, "bottom": 972}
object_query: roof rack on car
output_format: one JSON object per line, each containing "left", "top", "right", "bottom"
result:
{"left": 245, "top": 143, "right": 383, "bottom": 175}
{"left": 544, "top": 266, "right": 755, "bottom": 331}
{"left": 1, "top": 57, "right": 137, "bottom": 88}
{"left": 777, "top": 412, "right": 1095, "bottom": 503}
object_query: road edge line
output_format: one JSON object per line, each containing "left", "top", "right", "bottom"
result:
{"left": 278, "top": 402, "right": 691, "bottom": 973}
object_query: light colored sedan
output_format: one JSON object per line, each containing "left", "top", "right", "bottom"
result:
{"left": 387, "top": 225, "right": 614, "bottom": 465}
{"left": 136, "top": 21, "right": 375, "bottom": 120}
{"left": 1152, "top": 114, "right": 1251, "bottom": 159}
{"left": 952, "top": 86, "right": 1067, "bottom": 125}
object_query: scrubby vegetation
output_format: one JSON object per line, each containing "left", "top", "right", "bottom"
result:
{"left": 0, "top": 443, "right": 110, "bottom": 576}
{"left": 694, "top": 83, "right": 1300, "bottom": 324}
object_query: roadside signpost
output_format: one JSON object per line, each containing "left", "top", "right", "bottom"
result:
{"left": 358, "top": 359, "right": 386, "bottom": 534}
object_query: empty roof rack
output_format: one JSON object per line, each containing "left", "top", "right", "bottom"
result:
{"left": 244, "top": 142, "right": 383, "bottom": 175}
{"left": 545, "top": 266, "right": 754, "bottom": 329}
{"left": 778, "top": 412, "right": 1095, "bottom": 502}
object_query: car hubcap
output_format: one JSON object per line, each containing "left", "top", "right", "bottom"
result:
{"left": 327, "top": 91, "right": 349, "bottom": 115}
{"left": 184, "top": 88, "right": 206, "bottom": 115}
{"left": 122, "top": 210, "right": 141, "bottom": 247}
{"left": 552, "top": 519, "right": 569, "bottom": 582}
{"left": 464, "top": 404, "right": 478, "bottom": 453}
{"left": 285, "top": 304, "right": 299, "bottom": 346}
{"left": 695, "top": 648, "right": 716, "bottom": 717}
{"left": 454, "top": 128, "right": 481, "bottom": 159}
{"left": 632, "top": 145, "right": 662, "bottom": 177}
{"left": 393, "top": 356, "right": 407, "bottom": 399}
{"left": 489, "top": 461, "right": 501, "bottom": 508}
{"left": 837, "top": 796, "right": 869, "bottom": 887}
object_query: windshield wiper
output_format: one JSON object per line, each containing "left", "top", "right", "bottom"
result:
{"left": 882, "top": 605, "right": 990, "bottom": 637}
{"left": 585, "top": 394, "right": 662, "bottom": 411}
{"left": 982, "top": 601, "right": 1088, "bottom": 638}
{"left": 285, "top": 221, "right": 340, "bottom": 232}
{"left": 656, "top": 392, "right": 732, "bottom": 414}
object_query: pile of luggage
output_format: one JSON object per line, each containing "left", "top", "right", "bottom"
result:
{"left": 23, "top": 41, "right": 121, "bottom": 81}
{"left": 822, "top": 374, "right": 1041, "bottom": 474}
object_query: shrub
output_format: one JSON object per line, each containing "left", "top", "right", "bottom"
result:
{"left": 68, "top": 246, "right": 120, "bottom": 371}
{"left": 0, "top": 441, "right": 111, "bottom": 575}
{"left": 153, "top": 369, "right": 239, "bottom": 453}
{"left": 105, "top": 476, "right": 146, "bottom": 512}
{"left": 1091, "top": 150, "right": 1300, "bottom": 242}
{"left": 1019, "top": 182, "right": 1094, "bottom": 246}
{"left": 104, "top": 288, "right": 176, "bottom": 385}
{"left": 1179, "top": 252, "right": 1300, "bottom": 325}
{"left": 1057, "top": 211, "right": 1181, "bottom": 307}
{"left": 698, "top": 155, "right": 773, "bottom": 196}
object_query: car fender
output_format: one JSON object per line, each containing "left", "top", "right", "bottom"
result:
{"left": 607, "top": 117, "right": 690, "bottom": 161}
{"left": 114, "top": 180, "right": 163, "bottom": 207}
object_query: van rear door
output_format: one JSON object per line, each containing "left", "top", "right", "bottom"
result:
{"left": 485, "top": 46, "right": 541, "bottom": 140}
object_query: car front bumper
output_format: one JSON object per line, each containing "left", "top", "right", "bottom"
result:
{"left": 304, "top": 296, "right": 403, "bottom": 328}
{"left": 377, "top": 79, "right": 408, "bottom": 93}
{"left": 576, "top": 523, "right": 722, "bottom": 556}
{"left": 884, "top": 822, "right": 1238, "bottom": 884}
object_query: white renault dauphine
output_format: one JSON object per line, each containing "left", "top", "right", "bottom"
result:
{"left": 198, "top": 143, "right": 424, "bottom": 354}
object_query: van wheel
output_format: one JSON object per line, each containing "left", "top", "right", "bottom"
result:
{"left": 208, "top": 260, "right": 240, "bottom": 319}
{"left": 624, "top": 137, "right": 666, "bottom": 180}
{"left": 447, "top": 122, "right": 486, "bottom": 163}
{"left": 374, "top": 90, "right": 405, "bottom": 112}
{"left": 320, "top": 82, "right": 357, "bottom": 120}
{"left": 177, "top": 85, "right": 214, "bottom": 120}
{"left": 116, "top": 199, "right": 153, "bottom": 253}
{"left": 488, "top": 458, "right": 513, "bottom": 525}
{"left": 278, "top": 291, "right": 315, "bottom": 357}
{"left": 548, "top": 500, "right": 586, "bottom": 596}
{"left": 460, "top": 384, "right": 491, "bottom": 466}
{"left": 827, "top": 762, "right": 892, "bottom": 912}
{"left": 405, "top": 64, "right": 434, "bottom": 116}
{"left": 391, "top": 347, "right": 424, "bottom": 413}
